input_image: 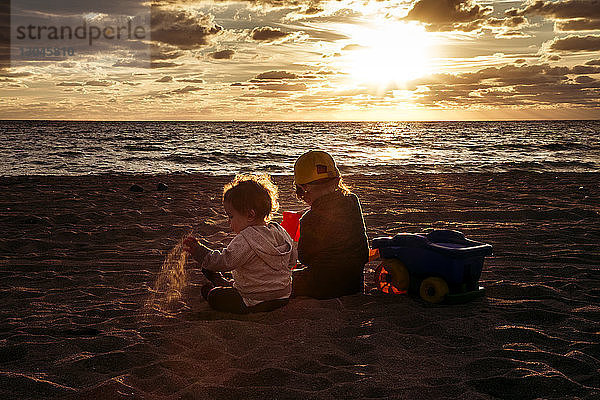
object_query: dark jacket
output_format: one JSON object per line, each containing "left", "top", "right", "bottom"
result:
{"left": 293, "top": 190, "right": 369, "bottom": 298}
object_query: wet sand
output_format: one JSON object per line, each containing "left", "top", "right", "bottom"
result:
{"left": 1, "top": 172, "right": 599, "bottom": 399}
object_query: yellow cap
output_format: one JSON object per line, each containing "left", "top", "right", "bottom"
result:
{"left": 294, "top": 150, "right": 340, "bottom": 185}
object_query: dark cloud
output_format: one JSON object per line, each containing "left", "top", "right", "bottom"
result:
{"left": 241, "top": 91, "right": 292, "bottom": 98}
{"left": 156, "top": 75, "right": 173, "bottom": 82}
{"left": 209, "top": 50, "right": 234, "bottom": 59}
{"left": 85, "top": 80, "right": 113, "bottom": 86}
{"left": 170, "top": 85, "right": 201, "bottom": 94}
{"left": 56, "top": 81, "right": 83, "bottom": 86}
{"left": 575, "top": 75, "right": 596, "bottom": 84}
{"left": 255, "top": 71, "right": 298, "bottom": 80}
{"left": 403, "top": 0, "right": 492, "bottom": 31}
{"left": 486, "top": 16, "right": 528, "bottom": 28}
{"left": 506, "top": 0, "right": 600, "bottom": 32}
{"left": 548, "top": 35, "right": 600, "bottom": 52}
{"left": 256, "top": 82, "right": 307, "bottom": 91}
{"left": 152, "top": 46, "right": 185, "bottom": 61}
{"left": 5, "top": 0, "right": 147, "bottom": 16}
{"left": 586, "top": 59, "right": 600, "bottom": 65}
{"left": 506, "top": 0, "right": 600, "bottom": 19}
{"left": 149, "top": 61, "right": 180, "bottom": 68}
{"left": 113, "top": 59, "right": 180, "bottom": 68}
{"left": 556, "top": 18, "right": 600, "bottom": 31}
{"left": 250, "top": 26, "right": 290, "bottom": 41}
{"left": 178, "top": 78, "right": 205, "bottom": 83}
{"left": 151, "top": 7, "right": 222, "bottom": 49}
{"left": 406, "top": 62, "right": 600, "bottom": 108}
{"left": 302, "top": 6, "right": 324, "bottom": 15}
{"left": 0, "top": 71, "right": 33, "bottom": 78}
{"left": 570, "top": 65, "right": 600, "bottom": 74}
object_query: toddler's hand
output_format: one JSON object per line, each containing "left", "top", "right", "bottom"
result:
{"left": 183, "top": 236, "right": 209, "bottom": 263}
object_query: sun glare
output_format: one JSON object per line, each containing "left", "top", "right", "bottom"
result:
{"left": 344, "top": 21, "right": 432, "bottom": 88}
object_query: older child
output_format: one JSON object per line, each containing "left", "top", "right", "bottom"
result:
{"left": 292, "top": 150, "right": 369, "bottom": 299}
{"left": 184, "top": 174, "right": 296, "bottom": 314}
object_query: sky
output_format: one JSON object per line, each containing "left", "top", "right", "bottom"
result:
{"left": 0, "top": 0, "right": 599, "bottom": 120}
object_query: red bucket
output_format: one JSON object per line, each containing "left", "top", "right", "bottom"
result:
{"left": 281, "top": 211, "right": 301, "bottom": 242}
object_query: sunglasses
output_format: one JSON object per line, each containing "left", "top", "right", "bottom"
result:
{"left": 295, "top": 184, "right": 306, "bottom": 198}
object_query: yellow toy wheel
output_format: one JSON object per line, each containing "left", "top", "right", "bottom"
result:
{"left": 375, "top": 259, "right": 409, "bottom": 294}
{"left": 419, "top": 277, "right": 449, "bottom": 303}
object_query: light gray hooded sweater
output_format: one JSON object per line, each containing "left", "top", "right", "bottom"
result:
{"left": 201, "top": 222, "right": 297, "bottom": 306}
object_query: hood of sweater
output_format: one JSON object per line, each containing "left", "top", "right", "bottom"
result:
{"left": 239, "top": 223, "right": 294, "bottom": 271}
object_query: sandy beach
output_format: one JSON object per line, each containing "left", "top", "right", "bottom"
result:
{"left": 1, "top": 172, "right": 599, "bottom": 399}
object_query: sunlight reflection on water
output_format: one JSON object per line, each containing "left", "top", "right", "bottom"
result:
{"left": 1, "top": 120, "right": 599, "bottom": 175}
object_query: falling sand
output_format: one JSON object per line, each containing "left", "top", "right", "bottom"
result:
{"left": 144, "top": 235, "right": 189, "bottom": 316}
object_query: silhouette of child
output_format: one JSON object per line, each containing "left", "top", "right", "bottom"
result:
{"left": 291, "top": 150, "right": 369, "bottom": 299}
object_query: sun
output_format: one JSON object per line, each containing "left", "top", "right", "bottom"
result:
{"left": 343, "top": 21, "right": 432, "bottom": 88}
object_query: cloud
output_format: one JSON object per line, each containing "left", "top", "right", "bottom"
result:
{"left": 556, "top": 19, "right": 600, "bottom": 31}
{"left": 342, "top": 44, "right": 367, "bottom": 51}
{"left": 250, "top": 26, "right": 291, "bottom": 42}
{"left": 302, "top": 6, "right": 324, "bottom": 15}
{"left": 149, "top": 61, "right": 181, "bottom": 68}
{"left": 405, "top": 62, "right": 600, "bottom": 108}
{"left": 506, "top": 0, "right": 600, "bottom": 19}
{"left": 152, "top": 45, "right": 185, "bottom": 61}
{"left": 56, "top": 81, "right": 84, "bottom": 87}
{"left": 403, "top": 0, "right": 493, "bottom": 31}
{"left": 575, "top": 75, "right": 596, "bottom": 84}
{"left": 178, "top": 78, "right": 205, "bottom": 83}
{"left": 586, "top": 59, "right": 600, "bottom": 65}
{"left": 85, "top": 80, "right": 113, "bottom": 87}
{"left": 254, "top": 71, "right": 299, "bottom": 80}
{"left": 0, "top": 71, "right": 33, "bottom": 78}
{"left": 486, "top": 16, "right": 528, "bottom": 28}
{"left": 209, "top": 49, "right": 235, "bottom": 59}
{"left": 113, "top": 59, "right": 180, "bottom": 68}
{"left": 156, "top": 75, "right": 174, "bottom": 82}
{"left": 5, "top": 1, "right": 147, "bottom": 17}
{"left": 548, "top": 35, "right": 600, "bottom": 52}
{"left": 170, "top": 85, "right": 202, "bottom": 94}
{"left": 241, "top": 91, "right": 292, "bottom": 98}
{"left": 506, "top": 0, "right": 600, "bottom": 32}
{"left": 256, "top": 82, "right": 307, "bottom": 91}
{"left": 570, "top": 65, "right": 600, "bottom": 74}
{"left": 151, "top": 7, "right": 222, "bottom": 49}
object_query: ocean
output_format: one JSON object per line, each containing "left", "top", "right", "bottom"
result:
{"left": 1, "top": 120, "right": 599, "bottom": 176}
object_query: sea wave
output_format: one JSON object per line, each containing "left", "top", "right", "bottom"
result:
{"left": 1, "top": 120, "right": 599, "bottom": 176}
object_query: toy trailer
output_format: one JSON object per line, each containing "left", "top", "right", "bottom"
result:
{"left": 371, "top": 230, "right": 492, "bottom": 304}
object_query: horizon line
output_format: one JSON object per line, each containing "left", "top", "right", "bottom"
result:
{"left": 1, "top": 118, "right": 600, "bottom": 123}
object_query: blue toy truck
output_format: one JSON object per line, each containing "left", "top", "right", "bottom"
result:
{"left": 371, "top": 230, "right": 492, "bottom": 303}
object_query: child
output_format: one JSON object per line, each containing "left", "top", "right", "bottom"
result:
{"left": 292, "top": 150, "right": 369, "bottom": 299}
{"left": 183, "top": 174, "right": 297, "bottom": 314}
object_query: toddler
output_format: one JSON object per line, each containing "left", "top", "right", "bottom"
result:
{"left": 184, "top": 174, "right": 296, "bottom": 314}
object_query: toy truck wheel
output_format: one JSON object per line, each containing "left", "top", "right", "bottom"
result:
{"left": 375, "top": 259, "right": 409, "bottom": 294}
{"left": 419, "top": 277, "right": 449, "bottom": 303}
